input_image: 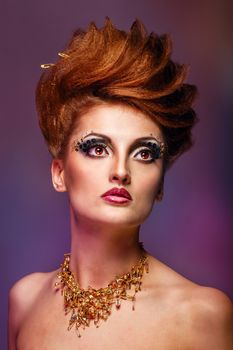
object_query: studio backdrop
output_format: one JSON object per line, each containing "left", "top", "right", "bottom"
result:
{"left": 1, "top": 0, "right": 232, "bottom": 348}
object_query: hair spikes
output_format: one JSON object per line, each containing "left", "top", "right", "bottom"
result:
{"left": 36, "top": 18, "right": 198, "bottom": 168}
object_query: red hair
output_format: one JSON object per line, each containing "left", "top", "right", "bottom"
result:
{"left": 36, "top": 18, "right": 198, "bottom": 170}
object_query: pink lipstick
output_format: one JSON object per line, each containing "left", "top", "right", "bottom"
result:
{"left": 101, "top": 187, "right": 132, "bottom": 204}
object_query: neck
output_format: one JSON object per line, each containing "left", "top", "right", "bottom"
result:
{"left": 69, "top": 209, "right": 145, "bottom": 289}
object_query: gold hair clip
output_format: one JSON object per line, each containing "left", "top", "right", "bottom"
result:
{"left": 40, "top": 52, "right": 70, "bottom": 69}
{"left": 40, "top": 63, "right": 55, "bottom": 69}
{"left": 58, "top": 52, "right": 69, "bottom": 58}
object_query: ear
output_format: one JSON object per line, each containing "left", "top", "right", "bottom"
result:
{"left": 51, "top": 159, "right": 67, "bottom": 192}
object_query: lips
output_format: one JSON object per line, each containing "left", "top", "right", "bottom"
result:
{"left": 101, "top": 187, "right": 132, "bottom": 200}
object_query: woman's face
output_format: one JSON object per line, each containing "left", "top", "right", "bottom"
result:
{"left": 52, "top": 103, "right": 165, "bottom": 228}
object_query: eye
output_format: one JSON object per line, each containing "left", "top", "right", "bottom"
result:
{"left": 77, "top": 139, "right": 110, "bottom": 158}
{"left": 88, "top": 144, "right": 109, "bottom": 157}
{"left": 134, "top": 148, "right": 154, "bottom": 162}
{"left": 134, "top": 143, "right": 162, "bottom": 162}
{"left": 140, "top": 149, "right": 152, "bottom": 160}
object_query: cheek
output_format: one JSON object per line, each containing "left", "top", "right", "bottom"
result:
{"left": 132, "top": 165, "right": 163, "bottom": 213}
{"left": 64, "top": 158, "right": 104, "bottom": 196}
{"left": 134, "top": 164, "right": 162, "bottom": 197}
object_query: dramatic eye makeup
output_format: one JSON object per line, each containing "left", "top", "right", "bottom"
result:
{"left": 74, "top": 138, "right": 109, "bottom": 157}
{"left": 73, "top": 133, "right": 166, "bottom": 162}
{"left": 132, "top": 140, "right": 164, "bottom": 161}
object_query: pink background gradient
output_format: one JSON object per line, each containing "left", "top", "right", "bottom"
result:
{"left": 1, "top": 0, "right": 233, "bottom": 347}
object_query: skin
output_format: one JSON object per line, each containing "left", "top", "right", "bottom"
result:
{"left": 8, "top": 103, "right": 233, "bottom": 349}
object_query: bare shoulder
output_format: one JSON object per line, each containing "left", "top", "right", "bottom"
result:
{"left": 190, "top": 284, "right": 233, "bottom": 311}
{"left": 8, "top": 271, "right": 56, "bottom": 348}
{"left": 147, "top": 255, "right": 233, "bottom": 348}
{"left": 182, "top": 286, "right": 233, "bottom": 349}
{"left": 9, "top": 271, "right": 55, "bottom": 307}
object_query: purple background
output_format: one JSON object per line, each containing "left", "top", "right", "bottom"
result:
{"left": 1, "top": 0, "right": 233, "bottom": 347}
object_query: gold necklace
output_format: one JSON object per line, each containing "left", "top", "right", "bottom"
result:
{"left": 55, "top": 243, "right": 149, "bottom": 337}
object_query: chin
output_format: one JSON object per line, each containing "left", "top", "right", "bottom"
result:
{"left": 72, "top": 201, "right": 152, "bottom": 226}
{"left": 93, "top": 210, "right": 148, "bottom": 227}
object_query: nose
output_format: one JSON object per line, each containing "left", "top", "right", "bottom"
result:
{"left": 109, "top": 157, "right": 131, "bottom": 185}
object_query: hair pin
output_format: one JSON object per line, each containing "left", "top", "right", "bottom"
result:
{"left": 40, "top": 52, "right": 70, "bottom": 69}
{"left": 40, "top": 63, "right": 55, "bottom": 69}
{"left": 58, "top": 52, "right": 69, "bottom": 58}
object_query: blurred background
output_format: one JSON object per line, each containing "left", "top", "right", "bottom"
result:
{"left": 1, "top": 0, "right": 233, "bottom": 347}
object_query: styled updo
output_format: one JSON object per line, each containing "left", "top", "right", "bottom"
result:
{"left": 36, "top": 18, "right": 198, "bottom": 170}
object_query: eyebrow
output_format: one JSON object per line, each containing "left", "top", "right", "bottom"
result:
{"left": 83, "top": 132, "right": 162, "bottom": 144}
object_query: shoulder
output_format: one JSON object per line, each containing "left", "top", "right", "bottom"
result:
{"left": 8, "top": 271, "right": 56, "bottom": 345}
{"left": 147, "top": 255, "right": 232, "bottom": 312}
{"left": 188, "top": 286, "right": 233, "bottom": 327}
{"left": 186, "top": 286, "right": 233, "bottom": 350}
{"left": 147, "top": 256, "right": 233, "bottom": 348}
{"left": 183, "top": 286, "right": 233, "bottom": 348}
{"left": 9, "top": 272, "right": 52, "bottom": 309}
{"left": 190, "top": 285, "right": 233, "bottom": 308}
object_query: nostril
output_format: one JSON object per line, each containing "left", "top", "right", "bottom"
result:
{"left": 123, "top": 175, "right": 130, "bottom": 183}
{"left": 111, "top": 173, "right": 131, "bottom": 185}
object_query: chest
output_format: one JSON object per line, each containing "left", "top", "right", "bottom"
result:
{"left": 16, "top": 293, "right": 185, "bottom": 350}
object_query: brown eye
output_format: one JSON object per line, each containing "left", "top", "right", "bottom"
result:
{"left": 77, "top": 139, "right": 110, "bottom": 158}
{"left": 94, "top": 146, "right": 104, "bottom": 155}
{"left": 87, "top": 143, "right": 109, "bottom": 157}
{"left": 134, "top": 148, "right": 154, "bottom": 162}
{"left": 140, "top": 150, "right": 150, "bottom": 159}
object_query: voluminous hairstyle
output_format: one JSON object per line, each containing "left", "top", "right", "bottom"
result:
{"left": 36, "top": 18, "right": 198, "bottom": 170}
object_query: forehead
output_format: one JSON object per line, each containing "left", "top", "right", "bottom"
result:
{"left": 72, "top": 103, "right": 164, "bottom": 141}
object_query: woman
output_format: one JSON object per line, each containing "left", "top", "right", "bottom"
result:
{"left": 8, "top": 18, "right": 233, "bottom": 349}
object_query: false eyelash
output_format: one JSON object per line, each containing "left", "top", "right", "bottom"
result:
{"left": 74, "top": 138, "right": 107, "bottom": 153}
{"left": 135, "top": 142, "right": 162, "bottom": 160}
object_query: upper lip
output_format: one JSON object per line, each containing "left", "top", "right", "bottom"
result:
{"left": 101, "top": 187, "right": 132, "bottom": 200}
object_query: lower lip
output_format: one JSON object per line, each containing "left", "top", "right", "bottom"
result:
{"left": 102, "top": 195, "right": 131, "bottom": 204}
